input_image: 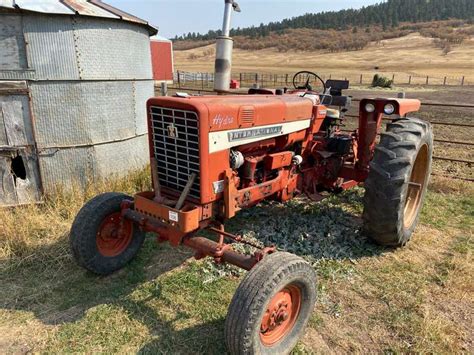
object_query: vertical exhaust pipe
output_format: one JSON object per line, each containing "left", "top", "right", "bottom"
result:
{"left": 214, "top": 0, "right": 240, "bottom": 92}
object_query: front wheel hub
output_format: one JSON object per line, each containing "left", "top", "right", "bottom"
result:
{"left": 96, "top": 212, "right": 133, "bottom": 257}
{"left": 260, "top": 285, "right": 302, "bottom": 345}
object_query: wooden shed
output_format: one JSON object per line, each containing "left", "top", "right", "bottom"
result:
{"left": 150, "top": 36, "right": 174, "bottom": 83}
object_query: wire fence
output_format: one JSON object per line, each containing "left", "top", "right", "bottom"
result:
{"left": 162, "top": 84, "right": 473, "bottom": 182}
{"left": 174, "top": 71, "right": 471, "bottom": 89}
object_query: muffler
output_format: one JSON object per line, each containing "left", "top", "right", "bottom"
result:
{"left": 214, "top": 0, "right": 240, "bottom": 92}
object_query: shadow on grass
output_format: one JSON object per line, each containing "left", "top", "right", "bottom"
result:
{"left": 0, "top": 236, "right": 192, "bottom": 326}
{"left": 1, "top": 188, "right": 389, "bottom": 352}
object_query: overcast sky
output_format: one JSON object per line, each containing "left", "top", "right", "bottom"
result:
{"left": 107, "top": 0, "right": 383, "bottom": 38}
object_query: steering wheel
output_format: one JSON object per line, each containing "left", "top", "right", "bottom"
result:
{"left": 293, "top": 71, "right": 326, "bottom": 93}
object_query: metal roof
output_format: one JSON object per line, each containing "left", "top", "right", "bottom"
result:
{"left": 0, "top": 0, "right": 158, "bottom": 35}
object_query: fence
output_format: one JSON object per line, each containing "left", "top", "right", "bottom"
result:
{"left": 162, "top": 84, "right": 473, "bottom": 182}
{"left": 174, "top": 71, "right": 470, "bottom": 88}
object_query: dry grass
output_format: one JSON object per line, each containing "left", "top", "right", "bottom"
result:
{"left": 0, "top": 168, "right": 472, "bottom": 353}
{"left": 174, "top": 32, "right": 474, "bottom": 84}
{"left": 0, "top": 169, "right": 151, "bottom": 264}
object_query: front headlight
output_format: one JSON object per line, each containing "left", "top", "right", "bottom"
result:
{"left": 384, "top": 103, "right": 396, "bottom": 115}
{"left": 365, "top": 103, "right": 376, "bottom": 113}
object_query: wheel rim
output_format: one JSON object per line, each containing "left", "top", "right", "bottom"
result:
{"left": 404, "top": 144, "right": 429, "bottom": 229}
{"left": 260, "top": 284, "right": 302, "bottom": 346}
{"left": 96, "top": 212, "right": 133, "bottom": 257}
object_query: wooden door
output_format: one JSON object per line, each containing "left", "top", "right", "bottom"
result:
{"left": 0, "top": 93, "right": 41, "bottom": 206}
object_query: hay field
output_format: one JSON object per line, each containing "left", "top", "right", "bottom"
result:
{"left": 174, "top": 33, "right": 474, "bottom": 84}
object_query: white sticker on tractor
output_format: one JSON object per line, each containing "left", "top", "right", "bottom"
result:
{"left": 209, "top": 119, "right": 312, "bottom": 153}
{"left": 213, "top": 180, "right": 225, "bottom": 194}
{"left": 169, "top": 211, "right": 179, "bottom": 222}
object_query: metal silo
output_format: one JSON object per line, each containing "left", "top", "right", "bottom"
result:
{"left": 0, "top": 1, "right": 157, "bottom": 206}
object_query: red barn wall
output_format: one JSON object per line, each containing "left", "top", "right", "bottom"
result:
{"left": 150, "top": 40, "right": 174, "bottom": 82}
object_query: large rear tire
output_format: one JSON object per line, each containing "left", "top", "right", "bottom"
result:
{"left": 70, "top": 192, "right": 146, "bottom": 275}
{"left": 225, "top": 252, "right": 317, "bottom": 354}
{"left": 363, "top": 118, "right": 433, "bottom": 247}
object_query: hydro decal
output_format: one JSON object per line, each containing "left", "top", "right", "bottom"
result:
{"left": 209, "top": 119, "right": 311, "bottom": 153}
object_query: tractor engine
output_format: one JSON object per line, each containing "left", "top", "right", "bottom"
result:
{"left": 147, "top": 92, "right": 353, "bottom": 217}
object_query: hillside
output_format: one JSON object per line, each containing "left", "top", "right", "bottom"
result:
{"left": 174, "top": 19, "right": 474, "bottom": 53}
{"left": 174, "top": 0, "right": 474, "bottom": 47}
{"left": 174, "top": 32, "right": 474, "bottom": 84}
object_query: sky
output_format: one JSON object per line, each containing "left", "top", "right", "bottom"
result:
{"left": 107, "top": 0, "right": 383, "bottom": 38}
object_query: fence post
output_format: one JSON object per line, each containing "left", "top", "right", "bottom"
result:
{"left": 285, "top": 74, "right": 289, "bottom": 86}
{"left": 255, "top": 73, "right": 258, "bottom": 85}
{"left": 329, "top": 74, "right": 332, "bottom": 80}
{"left": 392, "top": 74, "right": 395, "bottom": 83}
{"left": 240, "top": 73, "right": 243, "bottom": 85}
{"left": 408, "top": 75, "right": 412, "bottom": 85}
{"left": 443, "top": 76, "right": 447, "bottom": 86}
{"left": 461, "top": 76, "right": 465, "bottom": 86}
{"left": 426, "top": 76, "right": 429, "bottom": 85}
{"left": 177, "top": 71, "right": 181, "bottom": 88}
{"left": 160, "top": 82, "right": 168, "bottom": 96}
{"left": 360, "top": 74, "right": 363, "bottom": 84}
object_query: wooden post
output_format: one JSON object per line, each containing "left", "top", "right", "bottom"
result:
{"left": 461, "top": 76, "right": 465, "bottom": 86}
{"left": 408, "top": 75, "right": 412, "bottom": 85}
{"left": 329, "top": 74, "right": 332, "bottom": 79}
{"left": 177, "top": 71, "right": 181, "bottom": 88}
{"left": 392, "top": 74, "right": 395, "bottom": 82}
{"left": 201, "top": 73, "right": 204, "bottom": 89}
{"left": 255, "top": 73, "right": 258, "bottom": 85}
{"left": 426, "top": 76, "right": 429, "bottom": 85}
{"left": 274, "top": 74, "right": 277, "bottom": 87}
{"left": 160, "top": 82, "right": 168, "bottom": 96}
{"left": 360, "top": 74, "right": 363, "bottom": 84}
{"left": 240, "top": 73, "right": 243, "bottom": 85}
{"left": 443, "top": 76, "right": 447, "bottom": 86}
{"left": 285, "top": 74, "right": 289, "bottom": 85}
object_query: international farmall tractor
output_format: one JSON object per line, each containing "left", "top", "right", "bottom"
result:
{"left": 70, "top": 1, "right": 433, "bottom": 353}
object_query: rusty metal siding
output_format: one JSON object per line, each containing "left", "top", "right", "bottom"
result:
{"left": 1, "top": 1, "right": 157, "bottom": 34}
{"left": 134, "top": 80, "right": 153, "bottom": 135}
{"left": 74, "top": 17, "right": 152, "bottom": 80}
{"left": 0, "top": 70, "right": 35, "bottom": 80}
{"left": 23, "top": 14, "right": 80, "bottom": 80}
{"left": 0, "top": 14, "right": 27, "bottom": 70}
{"left": 38, "top": 146, "right": 95, "bottom": 190}
{"left": 30, "top": 80, "right": 140, "bottom": 148}
{"left": 0, "top": 8, "right": 154, "bottom": 205}
{"left": 21, "top": 14, "right": 153, "bottom": 81}
{"left": 38, "top": 134, "right": 149, "bottom": 191}
{"left": 94, "top": 134, "right": 149, "bottom": 177}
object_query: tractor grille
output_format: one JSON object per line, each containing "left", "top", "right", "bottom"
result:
{"left": 150, "top": 106, "right": 201, "bottom": 200}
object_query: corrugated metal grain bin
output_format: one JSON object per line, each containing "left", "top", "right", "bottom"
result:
{"left": 0, "top": 1, "right": 157, "bottom": 206}
{"left": 150, "top": 35, "right": 174, "bottom": 83}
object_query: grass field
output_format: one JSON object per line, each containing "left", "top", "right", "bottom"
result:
{"left": 1, "top": 171, "right": 472, "bottom": 353}
{"left": 174, "top": 33, "right": 474, "bottom": 85}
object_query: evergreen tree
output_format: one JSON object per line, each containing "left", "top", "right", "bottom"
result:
{"left": 176, "top": 0, "right": 474, "bottom": 41}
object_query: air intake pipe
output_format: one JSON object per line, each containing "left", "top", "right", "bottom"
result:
{"left": 214, "top": 0, "right": 240, "bottom": 92}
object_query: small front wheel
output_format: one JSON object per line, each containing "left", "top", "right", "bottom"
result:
{"left": 70, "top": 192, "right": 146, "bottom": 275}
{"left": 225, "top": 252, "right": 317, "bottom": 354}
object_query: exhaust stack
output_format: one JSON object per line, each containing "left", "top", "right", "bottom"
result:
{"left": 214, "top": 0, "right": 240, "bottom": 92}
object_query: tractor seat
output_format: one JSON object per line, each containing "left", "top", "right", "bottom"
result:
{"left": 326, "top": 108, "right": 340, "bottom": 119}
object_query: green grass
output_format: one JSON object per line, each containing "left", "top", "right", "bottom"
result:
{"left": 0, "top": 177, "right": 472, "bottom": 353}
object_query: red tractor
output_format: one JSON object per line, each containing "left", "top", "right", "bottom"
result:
{"left": 70, "top": 70, "right": 433, "bottom": 353}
